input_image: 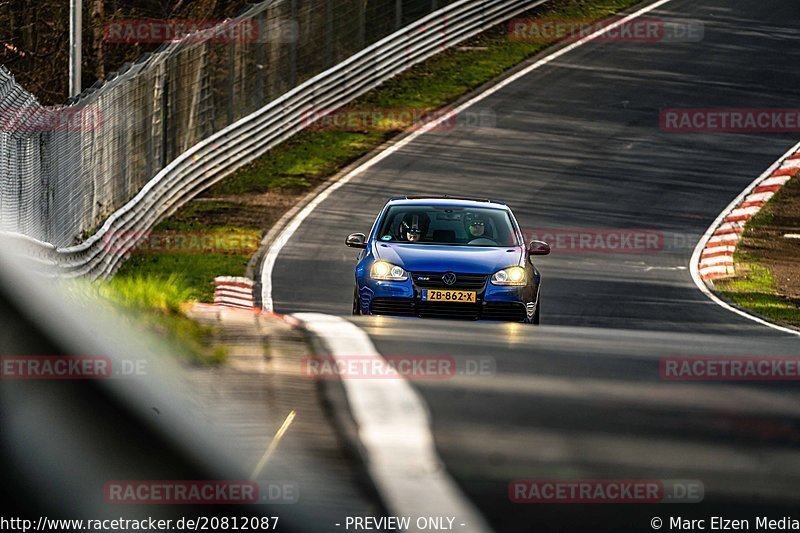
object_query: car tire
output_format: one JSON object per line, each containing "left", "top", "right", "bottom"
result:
{"left": 352, "top": 287, "right": 361, "bottom": 315}
{"left": 532, "top": 299, "right": 540, "bottom": 325}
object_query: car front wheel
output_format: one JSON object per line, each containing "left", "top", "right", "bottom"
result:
{"left": 352, "top": 287, "right": 361, "bottom": 315}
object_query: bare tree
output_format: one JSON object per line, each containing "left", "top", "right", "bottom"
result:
{"left": 91, "top": 0, "right": 105, "bottom": 79}
{"left": 2, "top": 0, "right": 246, "bottom": 104}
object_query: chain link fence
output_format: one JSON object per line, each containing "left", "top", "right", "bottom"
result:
{"left": 0, "top": 0, "right": 455, "bottom": 247}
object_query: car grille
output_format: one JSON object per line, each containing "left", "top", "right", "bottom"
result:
{"left": 368, "top": 297, "right": 527, "bottom": 322}
{"left": 411, "top": 272, "right": 488, "bottom": 290}
{"left": 418, "top": 301, "right": 480, "bottom": 320}
{"left": 482, "top": 302, "right": 527, "bottom": 322}
{"left": 370, "top": 298, "right": 415, "bottom": 316}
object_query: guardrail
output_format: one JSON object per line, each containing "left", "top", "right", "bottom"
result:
{"left": 10, "top": 0, "right": 548, "bottom": 280}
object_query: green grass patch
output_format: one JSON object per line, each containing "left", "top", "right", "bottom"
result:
{"left": 743, "top": 207, "right": 774, "bottom": 230}
{"left": 209, "top": 0, "right": 643, "bottom": 199}
{"left": 209, "top": 130, "right": 387, "bottom": 196}
{"left": 113, "top": 226, "right": 260, "bottom": 303}
{"left": 155, "top": 202, "right": 242, "bottom": 231}
{"left": 715, "top": 174, "right": 800, "bottom": 328}
{"left": 717, "top": 255, "right": 800, "bottom": 328}
{"left": 119, "top": 0, "right": 644, "bottom": 300}
{"left": 116, "top": 253, "right": 251, "bottom": 303}
{"left": 97, "top": 273, "right": 195, "bottom": 313}
{"left": 91, "top": 274, "right": 227, "bottom": 365}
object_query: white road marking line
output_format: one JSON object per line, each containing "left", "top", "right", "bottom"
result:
{"left": 260, "top": 0, "right": 678, "bottom": 311}
{"left": 250, "top": 410, "right": 296, "bottom": 480}
{"left": 293, "top": 313, "right": 492, "bottom": 533}
{"left": 690, "top": 141, "right": 800, "bottom": 337}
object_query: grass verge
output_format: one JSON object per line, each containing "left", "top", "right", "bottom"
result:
{"left": 716, "top": 253, "right": 800, "bottom": 327}
{"left": 715, "top": 177, "right": 800, "bottom": 329}
{"left": 115, "top": 0, "right": 644, "bottom": 300}
{"left": 90, "top": 274, "right": 227, "bottom": 365}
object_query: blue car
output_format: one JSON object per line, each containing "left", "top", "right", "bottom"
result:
{"left": 345, "top": 196, "right": 550, "bottom": 324}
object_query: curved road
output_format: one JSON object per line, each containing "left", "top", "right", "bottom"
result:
{"left": 270, "top": 0, "right": 800, "bottom": 530}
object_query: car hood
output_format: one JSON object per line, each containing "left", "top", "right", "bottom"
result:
{"left": 374, "top": 243, "right": 523, "bottom": 273}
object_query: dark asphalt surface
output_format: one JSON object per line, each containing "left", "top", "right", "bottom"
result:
{"left": 271, "top": 0, "right": 800, "bottom": 530}
{"left": 353, "top": 318, "right": 800, "bottom": 531}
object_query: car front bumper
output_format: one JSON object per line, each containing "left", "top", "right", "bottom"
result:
{"left": 356, "top": 275, "right": 535, "bottom": 322}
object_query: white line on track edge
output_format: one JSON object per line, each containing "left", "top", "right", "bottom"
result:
{"left": 689, "top": 141, "right": 800, "bottom": 337}
{"left": 259, "top": 0, "right": 677, "bottom": 311}
{"left": 257, "top": 0, "right": 800, "bottom": 527}
{"left": 292, "top": 313, "right": 492, "bottom": 533}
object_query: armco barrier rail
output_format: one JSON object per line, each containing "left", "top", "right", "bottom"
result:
{"left": 4, "top": 0, "right": 441, "bottom": 248}
{"left": 7, "top": 0, "right": 548, "bottom": 279}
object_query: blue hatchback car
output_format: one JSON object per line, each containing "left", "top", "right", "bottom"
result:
{"left": 345, "top": 196, "right": 550, "bottom": 324}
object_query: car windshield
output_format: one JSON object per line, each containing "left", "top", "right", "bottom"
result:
{"left": 375, "top": 205, "right": 519, "bottom": 246}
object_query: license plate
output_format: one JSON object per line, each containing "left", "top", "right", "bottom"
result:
{"left": 422, "top": 289, "right": 477, "bottom": 303}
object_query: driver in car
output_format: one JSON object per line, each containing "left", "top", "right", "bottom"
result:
{"left": 467, "top": 217, "right": 486, "bottom": 239}
{"left": 465, "top": 215, "right": 497, "bottom": 245}
{"left": 400, "top": 213, "right": 430, "bottom": 243}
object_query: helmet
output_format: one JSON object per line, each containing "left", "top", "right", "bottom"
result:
{"left": 400, "top": 212, "right": 430, "bottom": 241}
{"left": 465, "top": 213, "right": 487, "bottom": 238}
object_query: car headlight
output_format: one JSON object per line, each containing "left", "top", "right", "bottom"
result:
{"left": 491, "top": 266, "right": 526, "bottom": 286}
{"left": 371, "top": 261, "right": 408, "bottom": 281}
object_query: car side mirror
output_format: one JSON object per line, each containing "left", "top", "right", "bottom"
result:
{"left": 345, "top": 233, "right": 368, "bottom": 249}
{"left": 528, "top": 240, "right": 550, "bottom": 256}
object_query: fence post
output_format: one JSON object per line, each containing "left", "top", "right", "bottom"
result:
{"left": 358, "top": 0, "right": 366, "bottom": 49}
{"left": 39, "top": 133, "right": 51, "bottom": 242}
{"left": 289, "top": 0, "right": 298, "bottom": 87}
{"left": 396, "top": 0, "right": 403, "bottom": 30}
{"left": 227, "top": 44, "right": 235, "bottom": 124}
{"left": 119, "top": 103, "right": 128, "bottom": 200}
{"left": 325, "top": 0, "right": 333, "bottom": 67}
{"left": 161, "top": 74, "right": 169, "bottom": 169}
{"left": 255, "top": 11, "right": 265, "bottom": 105}
{"left": 170, "top": 72, "right": 178, "bottom": 166}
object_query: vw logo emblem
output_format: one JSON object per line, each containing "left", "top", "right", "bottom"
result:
{"left": 442, "top": 272, "right": 457, "bottom": 286}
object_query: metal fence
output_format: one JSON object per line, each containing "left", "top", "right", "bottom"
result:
{"left": 1, "top": 0, "right": 547, "bottom": 279}
{"left": 0, "top": 0, "right": 460, "bottom": 247}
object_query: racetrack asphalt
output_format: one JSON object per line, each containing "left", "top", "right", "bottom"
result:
{"left": 269, "top": 0, "right": 800, "bottom": 529}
